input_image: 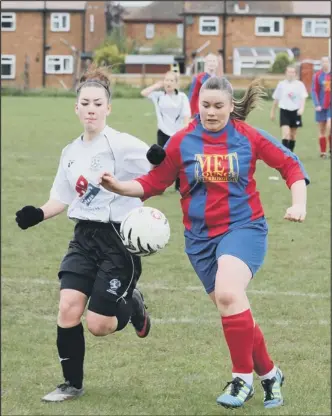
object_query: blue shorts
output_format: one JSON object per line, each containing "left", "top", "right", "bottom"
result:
{"left": 315, "top": 108, "right": 331, "bottom": 122}
{"left": 185, "top": 217, "right": 268, "bottom": 294}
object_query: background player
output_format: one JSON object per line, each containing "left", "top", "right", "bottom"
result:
{"left": 188, "top": 52, "right": 223, "bottom": 116}
{"left": 270, "top": 65, "right": 308, "bottom": 152}
{"left": 15, "top": 66, "right": 151, "bottom": 402}
{"left": 141, "top": 71, "right": 191, "bottom": 190}
{"left": 99, "top": 76, "right": 309, "bottom": 410}
{"left": 311, "top": 56, "right": 331, "bottom": 158}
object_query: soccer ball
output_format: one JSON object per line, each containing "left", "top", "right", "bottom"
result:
{"left": 120, "top": 206, "right": 170, "bottom": 257}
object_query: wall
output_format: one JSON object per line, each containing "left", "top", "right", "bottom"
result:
{"left": 1, "top": 12, "right": 44, "bottom": 89}
{"left": 185, "top": 15, "right": 330, "bottom": 74}
{"left": 124, "top": 22, "right": 179, "bottom": 49}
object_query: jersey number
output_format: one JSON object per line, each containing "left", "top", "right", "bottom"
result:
{"left": 75, "top": 175, "right": 88, "bottom": 197}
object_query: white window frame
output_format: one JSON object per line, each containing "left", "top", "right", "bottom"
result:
{"left": 45, "top": 55, "right": 74, "bottom": 74}
{"left": 199, "top": 16, "right": 219, "bottom": 35}
{"left": 302, "top": 18, "right": 330, "bottom": 37}
{"left": 1, "top": 55, "right": 16, "bottom": 79}
{"left": 177, "top": 23, "right": 183, "bottom": 39}
{"left": 255, "top": 17, "right": 284, "bottom": 36}
{"left": 145, "top": 23, "right": 155, "bottom": 39}
{"left": 51, "top": 13, "right": 70, "bottom": 32}
{"left": 90, "top": 14, "right": 95, "bottom": 32}
{"left": 1, "top": 12, "right": 16, "bottom": 31}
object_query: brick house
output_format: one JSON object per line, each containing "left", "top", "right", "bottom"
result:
{"left": 123, "top": 1, "right": 184, "bottom": 54}
{"left": 1, "top": 1, "right": 106, "bottom": 89}
{"left": 182, "top": 0, "right": 331, "bottom": 74}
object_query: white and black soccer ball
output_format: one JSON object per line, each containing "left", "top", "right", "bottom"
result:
{"left": 120, "top": 207, "right": 170, "bottom": 257}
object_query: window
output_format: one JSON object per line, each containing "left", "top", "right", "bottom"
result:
{"left": 255, "top": 18, "right": 284, "bottom": 36}
{"left": 51, "top": 13, "right": 70, "bottom": 32}
{"left": 177, "top": 23, "right": 183, "bottom": 39}
{"left": 90, "top": 14, "right": 95, "bottom": 32}
{"left": 1, "top": 12, "right": 16, "bottom": 31}
{"left": 302, "top": 19, "right": 330, "bottom": 37}
{"left": 145, "top": 23, "right": 155, "bottom": 39}
{"left": 1, "top": 55, "right": 16, "bottom": 79}
{"left": 199, "top": 16, "right": 219, "bottom": 35}
{"left": 45, "top": 56, "right": 74, "bottom": 74}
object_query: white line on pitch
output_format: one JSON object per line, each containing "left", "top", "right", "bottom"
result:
{"left": 1, "top": 278, "right": 330, "bottom": 299}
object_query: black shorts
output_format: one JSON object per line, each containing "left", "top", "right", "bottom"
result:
{"left": 280, "top": 108, "right": 303, "bottom": 128}
{"left": 157, "top": 129, "right": 170, "bottom": 147}
{"left": 59, "top": 221, "right": 142, "bottom": 317}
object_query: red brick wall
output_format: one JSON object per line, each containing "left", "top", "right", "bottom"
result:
{"left": 85, "top": 1, "right": 106, "bottom": 52}
{"left": 1, "top": 12, "right": 44, "bottom": 89}
{"left": 124, "top": 22, "right": 179, "bottom": 49}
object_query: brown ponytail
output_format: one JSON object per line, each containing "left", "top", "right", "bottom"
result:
{"left": 200, "top": 76, "right": 266, "bottom": 121}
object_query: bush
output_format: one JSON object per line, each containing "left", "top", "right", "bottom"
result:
{"left": 93, "top": 44, "right": 125, "bottom": 73}
{"left": 270, "top": 52, "right": 295, "bottom": 74}
{"left": 150, "top": 35, "right": 182, "bottom": 55}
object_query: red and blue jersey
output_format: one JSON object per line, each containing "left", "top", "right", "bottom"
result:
{"left": 311, "top": 70, "right": 331, "bottom": 109}
{"left": 135, "top": 117, "right": 310, "bottom": 240}
{"left": 188, "top": 72, "right": 211, "bottom": 116}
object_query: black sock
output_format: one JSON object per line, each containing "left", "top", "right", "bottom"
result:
{"left": 282, "top": 139, "right": 289, "bottom": 148}
{"left": 289, "top": 140, "right": 295, "bottom": 151}
{"left": 57, "top": 323, "right": 85, "bottom": 389}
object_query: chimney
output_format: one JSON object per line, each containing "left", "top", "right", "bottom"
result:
{"left": 238, "top": 1, "right": 247, "bottom": 10}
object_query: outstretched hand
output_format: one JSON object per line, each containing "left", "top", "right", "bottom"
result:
{"left": 284, "top": 204, "right": 306, "bottom": 222}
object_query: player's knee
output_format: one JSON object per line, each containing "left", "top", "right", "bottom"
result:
{"left": 86, "top": 315, "right": 118, "bottom": 336}
{"left": 58, "top": 291, "right": 86, "bottom": 327}
{"left": 215, "top": 290, "right": 238, "bottom": 308}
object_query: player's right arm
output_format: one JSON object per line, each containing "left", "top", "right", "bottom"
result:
{"left": 188, "top": 75, "right": 200, "bottom": 116}
{"left": 311, "top": 72, "right": 321, "bottom": 110}
{"left": 15, "top": 148, "right": 74, "bottom": 230}
{"left": 271, "top": 82, "right": 281, "bottom": 121}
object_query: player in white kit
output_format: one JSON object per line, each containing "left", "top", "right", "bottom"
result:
{"left": 15, "top": 65, "right": 152, "bottom": 402}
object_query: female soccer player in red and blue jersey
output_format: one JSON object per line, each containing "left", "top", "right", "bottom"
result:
{"left": 99, "top": 77, "right": 309, "bottom": 410}
{"left": 311, "top": 56, "right": 331, "bottom": 158}
{"left": 188, "top": 53, "right": 223, "bottom": 116}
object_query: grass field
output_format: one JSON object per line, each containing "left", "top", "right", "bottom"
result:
{"left": 1, "top": 96, "right": 330, "bottom": 416}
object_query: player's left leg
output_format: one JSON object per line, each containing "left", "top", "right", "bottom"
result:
{"left": 88, "top": 223, "right": 150, "bottom": 338}
{"left": 289, "top": 128, "right": 298, "bottom": 152}
{"left": 211, "top": 218, "right": 284, "bottom": 409}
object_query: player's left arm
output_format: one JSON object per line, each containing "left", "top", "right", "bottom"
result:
{"left": 255, "top": 128, "right": 309, "bottom": 222}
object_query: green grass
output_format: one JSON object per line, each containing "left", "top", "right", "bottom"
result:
{"left": 1, "top": 96, "right": 330, "bottom": 416}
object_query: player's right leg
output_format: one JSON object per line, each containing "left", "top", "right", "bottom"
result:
{"left": 42, "top": 223, "right": 96, "bottom": 402}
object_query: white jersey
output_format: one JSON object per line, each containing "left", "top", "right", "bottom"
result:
{"left": 50, "top": 125, "right": 150, "bottom": 223}
{"left": 148, "top": 91, "right": 191, "bottom": 137}
{"left": 272, "top": 80, "right": 308, "bottom": 111}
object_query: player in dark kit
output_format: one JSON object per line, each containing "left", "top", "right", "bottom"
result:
{"left": 15, "top": 66, "right": 151, "bottom": 402}
{"left": 100, "top": 76, "right": 309, "bottom": 410}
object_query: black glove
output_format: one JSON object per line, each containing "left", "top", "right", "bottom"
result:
{"left": 15, "top": 205, "right": 44, "bottom": 230}
{"left": 147, "top": 144, "right": 166, "bottom": 166}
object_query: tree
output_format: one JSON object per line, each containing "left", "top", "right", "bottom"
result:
{"left": 270, "top": 52, "right": 295, "bottom": 74}
{"left": 105, "top": 1, "right": 125, "bottom": 34}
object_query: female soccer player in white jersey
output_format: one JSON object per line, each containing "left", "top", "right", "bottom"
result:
{"left": 270, "top": 65, "right": 308, "bottom": 152}
{"left": 141, "top": 71, "right": 191, "bottom": 190}
{"left": 15, "top": 66, "right": 152, "bottom": 402}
